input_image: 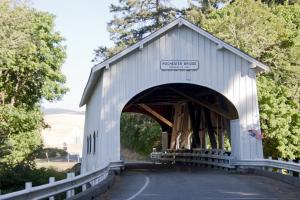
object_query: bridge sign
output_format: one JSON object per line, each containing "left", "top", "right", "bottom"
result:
{"left": 160, "top": 60, "right": 199, "bottom": 71}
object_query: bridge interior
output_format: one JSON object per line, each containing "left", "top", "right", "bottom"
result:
{"left": 122, "top": 83, "right": 238, "bottom": 151}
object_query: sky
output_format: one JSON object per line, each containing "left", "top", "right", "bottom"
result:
{"left": 32, "top": 0, "right": 188, "bottom": 111}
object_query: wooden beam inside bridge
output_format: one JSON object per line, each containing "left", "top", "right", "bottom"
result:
{"left": 138, "top": 104, "right": 173, "bottom": 128}
{"left": 167, "top": 87, "right": 232, "bottom": 119}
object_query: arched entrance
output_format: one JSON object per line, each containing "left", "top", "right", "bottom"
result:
{"left": 121, "top": 83, "right": 239, "bottom": 155}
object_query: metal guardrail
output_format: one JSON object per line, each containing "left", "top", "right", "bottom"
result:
{"left": 231, "top": 157, "right": 300, "bottom": 175}
{"left": 2, "top": 151, "right": 299, "bottom": 199}
{"left": 151, "top": 149, "right": 300, "bottom": 177}
{"left": 0, "top": 162, "right": 124, "bottom": 200}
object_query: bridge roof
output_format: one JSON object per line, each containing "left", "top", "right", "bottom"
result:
{"left": 80, "top": 17, "right": 269, "bottom": 107}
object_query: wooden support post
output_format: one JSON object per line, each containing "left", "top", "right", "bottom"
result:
{"left": 187, "top": 102, "right": 201, "bottom": 148}
{"left": 200, "top": 130, "right": 206, "bottom": 149}
{"left": 162, "top": 131, "right": 168, "bottom": 151}
{"left": 218, "top": 116, "right": 225, "bottom": 150}
{"left": 138, "top": 104, "right": 173, "bottom": 127}
{"left": 200, "top": 108, "right": 206, "bottom": 149}
{"left": 170, "top": 103, "right": 182, "bottom": 149}
{"left": 221, "top": 130, "right": 224, "bottom": 150}
{"left": 204, "top": 108, "right": 217, "bottom": 149}
{"left": 49, "top": 177, "right": 55, "bottom": 200}
{"left": 167, "top": 87, "right": 232, "bottom": 119}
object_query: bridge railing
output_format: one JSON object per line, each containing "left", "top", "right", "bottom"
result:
{"left": 0, "top": 162, "right": 123, "bottom": 200}
{"left": 151, "top": 149, "right": 234, "bottom": 169}
{"left": 231, "top": 157, "right": 300, "bottom": 176}
{"left": 151, "top": 149, "right": 300, "bottom": 177}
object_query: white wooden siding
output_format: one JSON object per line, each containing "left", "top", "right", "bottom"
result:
{"left": 81, "top": 26, "right": 263, "bottom": 172}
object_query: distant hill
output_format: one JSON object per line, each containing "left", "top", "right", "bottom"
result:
{"left": 41, "top": 108, "right": 85, "bottom": 156}
{"left": 42, "top": 108, "right": 85, "bottom": 115}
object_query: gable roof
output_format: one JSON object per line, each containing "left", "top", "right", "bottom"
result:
{"left": 80, "top": 17, "right": 269, "bottom": 107}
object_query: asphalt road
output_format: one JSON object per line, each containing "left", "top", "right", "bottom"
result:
{"left": 100, "top": 166, "right": 300, "bottom": 200}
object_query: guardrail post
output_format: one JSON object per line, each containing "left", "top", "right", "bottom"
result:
{"left": 82, "top": 183, "right": 87, "bottom": 192}
{"left": 66, "top": 173, "right": 75, "bottom": 198}
{"left": 71, "top": 173, "right": 75, "bottom": 196}
{"left": 278, "top": 158, "right": 282, "bottom": 174}
{"left": 288, "top": 160, "right": 293, "bottom": 176}
{"left": 49, "top": 177, "right": 55, "bottom": 200}
{"left": 268, "top": 157, "right": 273, "bottom": 172}
{"left": 25, "top": 182, "right": 32, "bottom": 191}
{"left": 299, "top": 161, "right": 300, "bottom": 178}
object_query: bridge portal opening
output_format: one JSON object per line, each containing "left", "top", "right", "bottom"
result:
{"left": 121, "top": 83, "right": 238, "bottom": 158}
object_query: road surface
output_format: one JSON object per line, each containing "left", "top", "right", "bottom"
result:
{"left": 100, "top": 166, "right": 300, "bottom": 200}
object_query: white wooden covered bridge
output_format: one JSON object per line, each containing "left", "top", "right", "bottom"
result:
{"left": 79, "top": 17, "right": 268, "bottom": 173}
{"left": 3, "top": 18, "right": 300, "bottom": 200}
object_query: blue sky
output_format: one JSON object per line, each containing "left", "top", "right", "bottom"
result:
{"left": 32, "top": 0, "right": 187, "bottom": 111}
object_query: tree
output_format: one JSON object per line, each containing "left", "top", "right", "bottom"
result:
{"left": 93, "top": 0, "right": 182, "bottom": 62}
{"left": 121, "top": 113, "right": 161, "bottom": 156}
{"left": 0, "top": 0, "right": 67, "bottom": 175}
{"left": 187, "top": 0, "right": 300, "bottom": 159}
{"left": 262, "top": 0, "right": 300, "bottom": 6}
{"left": 0, "top": 105, "right": 43, "bottom": 169}
{"left": 0, "top": 1, "right": 67, "bottom": 108}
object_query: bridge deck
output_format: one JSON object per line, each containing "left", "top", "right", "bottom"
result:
{"left": 99, "top": 166, "right": 300, "bottom": 200}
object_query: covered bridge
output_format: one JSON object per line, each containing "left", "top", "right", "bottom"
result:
{"left": 79, "top": 17, "right": 269, "bottom": 173}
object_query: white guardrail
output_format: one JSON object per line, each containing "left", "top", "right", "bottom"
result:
{"left": 231, "top": 157, "right": 300, "bottom": 174}
{"left": 151, "top": 149, "right": 300, "bottom": 177}
{"left": 0, "top": 162, "right": 123, "bottom": 200}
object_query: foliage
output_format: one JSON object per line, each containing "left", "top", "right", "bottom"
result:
{"left": 262, "top": 0, "right": 300, "bottom": 5}
{"left": 258, "top": 75, "right": 300, "bottom": 159}
{"left": 0, "top": 0, "right": 67, "bottom": 192}
{"left": 0, "top": 0, "right": 67, "bottom": 107}
{"left": 0, "top": 165, "right": 65, "bottom": 194}
{"left": 0, "top": 105, "right": 43, "bottom": 169}
{"left": 187, "top": 0, "right": 300, "bottom": 159}
{"left": 93, "top": 0, "right": 182, "bottom": 62}
{"left": 120, "top": 113, "right": 162, "bottom": 156}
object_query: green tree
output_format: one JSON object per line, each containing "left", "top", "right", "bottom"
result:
{"left": 121, "top": 113, "right": 162, "bottom": 156}
{"left": 0, "top": 105, "right": 43, "bottom": 169}
{"left": 262, "top": 0, "right": 300, "bottom": 6}
{"left": 187, "top": 0, "right": 300, "bottom": 159}
{"left": 0, "top": 1, "right": 67, "bottom": 107}
{"left": 0, "top": 0, "right": 67, "bottom": 185}
{"left": 93, "top": 0, "right": 182, "bottom": 62}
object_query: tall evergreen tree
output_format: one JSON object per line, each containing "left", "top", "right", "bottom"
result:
{"left": 93, "top": 0, "right": 182, "bottom": 62}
